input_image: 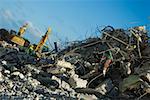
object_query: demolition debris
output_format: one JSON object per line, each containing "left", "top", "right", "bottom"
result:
{"left": 0, "top": 25, "right": 150, "bottom": 99}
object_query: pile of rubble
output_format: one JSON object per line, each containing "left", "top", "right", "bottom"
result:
{"left": 0, "top": 25, "right": 150, "bottom": 99}
{"left": 0, "top": 46, "right": 81, "bottom": 99}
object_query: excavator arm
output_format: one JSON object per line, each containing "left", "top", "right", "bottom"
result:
{"left": 34, "top": 28, "right": 51, "bottom": 52}
{"left": 18, "top": 23, "right": 28, "bottom": 37}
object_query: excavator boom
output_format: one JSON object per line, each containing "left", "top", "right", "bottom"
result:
{"left": 18, "top": 23, "right": 28, "bottom": 37}
{"left": 35, "top": 28, "right": 51, "bottom": 52}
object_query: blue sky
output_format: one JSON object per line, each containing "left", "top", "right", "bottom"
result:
{"left": 0, "top": 0, "right": 150, "bottom": 48}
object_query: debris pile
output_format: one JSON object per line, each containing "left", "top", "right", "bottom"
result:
{"left": 0, "top": 25, "right": 150, "bottom": 99}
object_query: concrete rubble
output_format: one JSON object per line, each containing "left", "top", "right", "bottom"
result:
{"left": 0, "top": 25, "right": 150, "bottom": 99}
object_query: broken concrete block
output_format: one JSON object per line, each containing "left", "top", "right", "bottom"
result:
{"left": 96, "top": 79, "right": 114, "bottom": 95}
{"left": 57, "top": 60, "right": 74, "bottom": 69}
{"left": 1, "top": 60, "right": 7, "bottom": 65}
{"left": 4, "top": 70, "right": 10, "bottom": 74}
{"left": 11, "top": 71, "right": 25, "bottom": 79}
{"left": 0, "top": 72, "right": 4, "bottom": 82}
{"left": 28, "top": 77, "right": 41, "bottom": 88}
{"left": 121, "top": 61, "right": 131, "bottom": 76}
{"left": 68, "top": 70, "right": 87, "bottom": 88}
{"left": 46, "top": 66, "right": 66, "bottom": 74}
{"left": 145, "top": 72, "right": 150, "bottom": 82}
{"left": 52, "top": 76, "right": 71, "bottom": 90}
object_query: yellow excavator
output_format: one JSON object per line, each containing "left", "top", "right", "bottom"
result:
{"left": 0, "top": 23, "right": 30, "bottom": 47}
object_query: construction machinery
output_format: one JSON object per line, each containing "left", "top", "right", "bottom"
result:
{"left": 18, "top": 23, "right": 28, "bottom": 37}
{"left": 0, "top": 23, "right": 30, "bottom": 47}
{"left": 28, "top": 28, "right": 51, "bottom": 57}
{"left": 0, "top": 23, "right": 51, "bottom": 57}
{"left": 34, "top": 27, "right": 51, "bottom": 52}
